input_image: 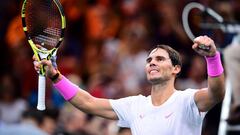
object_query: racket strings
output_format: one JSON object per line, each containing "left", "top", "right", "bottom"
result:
{"left": 25, "top": 0, "right": 62, "bottom": 50}
{"left": 35, "top": 34, "right": 58, "bottom": 47}
{"left": 35, "top": 27, "right": 61, "bottom": 47}
{"left": 44, "top": 27, "right": 61, "bottom": 37}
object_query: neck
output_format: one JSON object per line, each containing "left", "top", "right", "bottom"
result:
{"left": 150, "top": 78, "right": 176, "bottom": 106}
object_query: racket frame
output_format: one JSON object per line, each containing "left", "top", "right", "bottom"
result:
{"left": 182, "top": 2, "right": 224, "bottom": 51}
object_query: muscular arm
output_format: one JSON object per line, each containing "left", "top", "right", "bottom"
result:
{"left": 69, "top": 88, "right": 118, "bottom": 120}
{"left": 194, "top": 74, "right": 225, "bottom": 112}
{"left": 192, "top": 36, "right": 225, "bottom": 112}
{"left": 56, "top": 74, "right": 118, "bottom": 120}
{"left": 34, "top": 58, "right": 119, "bottom": 120}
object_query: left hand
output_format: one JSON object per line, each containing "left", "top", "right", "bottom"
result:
{"left": 192, "top": 35, "right": 217, "bottom": 57}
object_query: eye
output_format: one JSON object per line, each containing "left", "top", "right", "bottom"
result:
{"left": 156, "top": 56, "right": 165, "bottom": 62}
{"left": 146, "top": 57, "right": 152, "bottom": 63}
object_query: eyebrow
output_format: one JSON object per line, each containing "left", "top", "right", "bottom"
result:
{"left": 146, "top": 56, "right": 169, "bottom": 62}
{"left": 146, "top": 57, "right": 151, "bottom": 63}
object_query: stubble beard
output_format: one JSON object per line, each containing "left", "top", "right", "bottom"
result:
{"left": 148, "top": 76, "right": 170, "bottom": 85}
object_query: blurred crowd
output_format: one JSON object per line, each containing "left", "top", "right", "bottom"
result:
{"left": 1, "top": 0, "right": 240, "bottom": 135}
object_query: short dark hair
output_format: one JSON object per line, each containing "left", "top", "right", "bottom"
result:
{"left": 149, "top": 45, "right": 182, "bottom": 68}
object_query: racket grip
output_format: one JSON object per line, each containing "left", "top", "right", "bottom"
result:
{"left": 199, "top": 44, "right": 210, "bottom": 51}
{"left": 37, "top": 75, "right": 46, "bottom": 110}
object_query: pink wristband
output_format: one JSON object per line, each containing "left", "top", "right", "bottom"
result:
{"left": 205, "top": 51, "right": 224, "bottom": 77}
{"left": 53, "top": 76, "right": 78, "bottom": 101}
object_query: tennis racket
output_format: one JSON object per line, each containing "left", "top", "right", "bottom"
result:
{"left": 182, "top": 2, "right": 224, "bottom": 51}
{"left": 21, "top": 0, "right": 66, "bottom": 110}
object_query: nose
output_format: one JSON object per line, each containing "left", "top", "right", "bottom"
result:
{"left": 150, "top": 63, "right": 156, "bottom": 67}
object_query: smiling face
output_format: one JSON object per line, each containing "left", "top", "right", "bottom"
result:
{"left": 145, "top": 47, "right": 181, "bottom": 85}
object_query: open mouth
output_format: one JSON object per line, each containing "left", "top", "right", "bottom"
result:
{"left": 149, "top": 69, "right": 159, "bottom": 74}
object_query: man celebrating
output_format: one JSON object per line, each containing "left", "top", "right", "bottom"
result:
{"left": 34, "top": 35, "right": 225, "bottom": 135}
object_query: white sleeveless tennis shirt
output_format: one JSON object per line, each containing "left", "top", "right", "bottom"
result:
{"left": 109, "top": 89, "right": 207, "bottom": 135}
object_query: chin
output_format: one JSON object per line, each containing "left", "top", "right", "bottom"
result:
{"left": 148, "top": 77, "right": 162, "bottom": 84}
{"left": 148, "top": 76, "right": 169, "bottom": 85}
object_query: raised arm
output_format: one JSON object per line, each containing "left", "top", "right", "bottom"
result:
{"left": 192, "top": 35, "right": 225, "bottom": 112}
{"left": 34, "top": 58, "right": 118, "bottom": 120}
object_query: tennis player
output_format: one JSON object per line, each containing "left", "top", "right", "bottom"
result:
{"left": 33, "top": 35, "right": 225, "bottom": 135}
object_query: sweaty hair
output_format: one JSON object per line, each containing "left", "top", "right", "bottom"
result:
{"left": 149, "top": 45, "right": 182, "bottom": 68}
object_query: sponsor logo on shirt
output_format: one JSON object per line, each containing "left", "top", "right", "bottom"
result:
{"left": 165, "top": 112, "right": 174, "bottom": 119}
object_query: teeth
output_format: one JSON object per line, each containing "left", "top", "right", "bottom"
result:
{"left": 150, "top": 70, "right": 158, "bottom": 74}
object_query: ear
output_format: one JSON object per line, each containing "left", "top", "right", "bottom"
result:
{"left": 173, "top": 65, "right": 181, "bottom": 75}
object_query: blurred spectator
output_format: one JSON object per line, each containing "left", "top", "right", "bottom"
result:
{"left": 60, "top": 0, "right": 85, "bottom": 22}
{"left": 210, "top": 0, "right": 236, "bottom": 48}
{"left": 87, "top": 73, "right": 109, "bottom": 98}
{"left": 81, "top": 42, "right": 103, "bottom": 76}
{"left": 0, "top": 109, "right": 47, "bottom": 135}
{"left": 176, "top": 55, "right": 207, "bottom": 90}
{"left": 154, "top": 1, "right": 191, "bottom": 53}
{"left": 114, "top": 15, "right": 149, "bottom": 95}
{"left": 120, "top": 0, "right": 140, "bottom": 18}
{"left": 224, "top": 34, "right": 240, "bottom": 125}
{"left": 55, "top": 103, "right": 89, "bottom": 135}
{"left": 83, "top": 116, "right": 110, "bottom": 135}
{"left": 5, "top": 15, "right": 25, "bottom": 48}
{"left": 5, "top": 14, "right": 37, "bottom": 99}
{"left": 0, "top": 0, "right": 19, "bottom": 39}
{"left": 219, "top": 0, "right": 240, "bottom": 126}
{"left": 40, "top": 108, "right": 59, "bottom": 135}
{"left": 85, "top": 0, "right": 120, "bottom": 42}
{"left": 0, "top": 73, "right": 28, "bottom": 124}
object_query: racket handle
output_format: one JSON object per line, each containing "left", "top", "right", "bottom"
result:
{"left": 199, "top": 44, "right": 210, "bottom": 51}
{"left": 37, "top": 75, "right": 46, "bottom": 110}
